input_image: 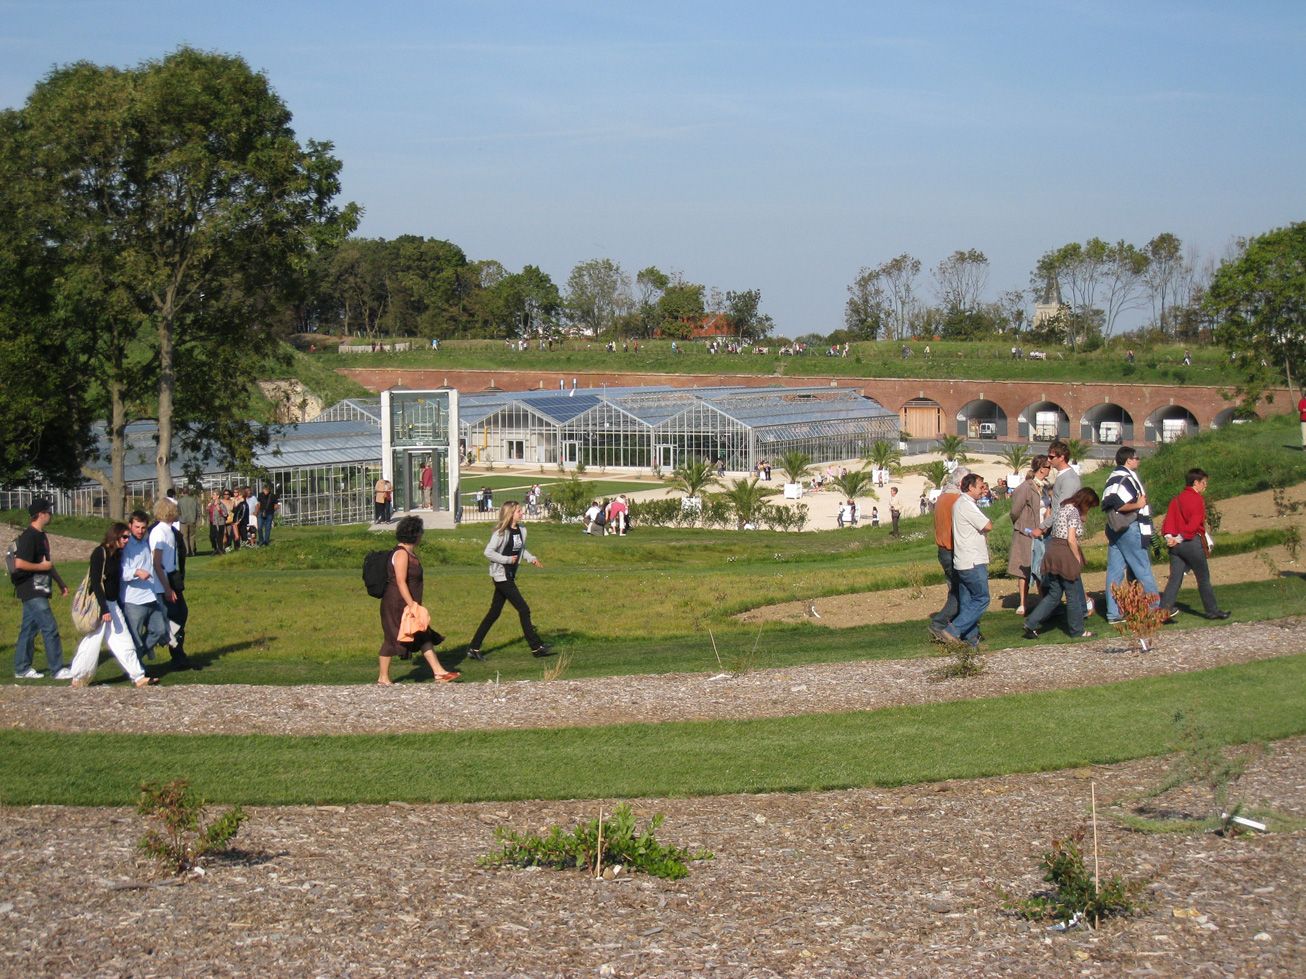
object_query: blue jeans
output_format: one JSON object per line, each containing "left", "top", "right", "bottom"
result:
{"left": 121, "top": 598, "right": 169, "bottom": 662}
{"left": 1105, "top": 523, "right": 1159, "bottom": 621}
{"left": 1025, "top": 572, "right": 1087, "bottom": 637}
{"left": 946, "top": 564, "right": 990, "bottom": 645}
{"left": 14, "top": 597, "right": 64, "bottom": 674}
{"left": 930, "top": 546, "right": 959, "bottom": 630}
{"left": 257, "top": 513, "right": 274, "bottom": 545}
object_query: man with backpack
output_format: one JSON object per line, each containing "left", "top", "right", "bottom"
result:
{"left": 11, "top": 498, "right": 71, "bottom": 679}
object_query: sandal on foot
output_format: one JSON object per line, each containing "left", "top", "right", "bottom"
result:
{"left": 1015, "top": 605, "right": 1026, "bottom": 615}
{"left": 135, "top": 676, "right": 160, "bottom": 687}
{"left": 434, "top": 671, "right": 460, "bottom": 683}
{"left": 1079, "top": 631, "right": 1096, "bottom": 639}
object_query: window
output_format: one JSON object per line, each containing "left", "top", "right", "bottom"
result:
{"left": 506, "top": 440, "right": 525, "bottom": 460}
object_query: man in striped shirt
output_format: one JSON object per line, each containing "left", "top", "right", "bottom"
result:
{"left": 1101, "top": 446, "right": 1161, "bottom": 624}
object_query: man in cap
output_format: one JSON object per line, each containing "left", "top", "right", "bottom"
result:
{"left": 11, "top": 499, "right": 71, "bottom": 679}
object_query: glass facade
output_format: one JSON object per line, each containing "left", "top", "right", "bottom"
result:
{"left": 381, "top": 389, "right": 458, "bottom": 518}
{"left": 458, "top": 385, "right": 898, "bottom": 473}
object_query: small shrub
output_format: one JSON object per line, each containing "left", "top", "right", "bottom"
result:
{"left": 1283, "top": 523, "right": 1301, "bottom": 562}
{"left": 929, "top": 642, "right": 985, "bottom": 682}
{"left": 1110, "top": 580, "right": 1163, "bottom": 650}
{"left": 1111, "top": 707, "right": 1273, "bottom": 834}
{"left": 137, "top": 779, "right": 247, "bottom": 876}
{"left": 998, "top": 828, "right": 1147, "bottom": 926}
{"left": 1272, "top": 488, "right": 1302, "bottom": 518}
{"left": 479, "top": 803, "right": 712, "bottom": 880}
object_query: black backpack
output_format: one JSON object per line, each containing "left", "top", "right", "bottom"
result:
{"left": 362, "top": 549, "right": 393, "bottom": 598}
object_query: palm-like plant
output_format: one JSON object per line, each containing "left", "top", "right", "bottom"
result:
{"left": 830, "top": 467, "right": 877, "bottom": 502}
{"left": 998, "top": 443, "right": 1031, "bottom": 474}
{"left": 667, "top": 459, "right": 717, "bottom": 499}
{"left": 924, "top": 460, "right": 950, "bottom": 492}
{"left": 1063, "top": 438, "right": 1090, "bottom": 464}
{"left": 717, "top": 476, "right": 776, "bottom": 529}
{"left": 935, "top": 434, "right": 970, "bottom": 463}
{"left": 779, "top": 450, "right": 813, "bottom": 485}
{"left": 864, "top": 439, "right": 902, "bottom": 476}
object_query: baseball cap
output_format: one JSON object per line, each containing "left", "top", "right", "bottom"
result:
{"left": 28, "top": 498, "right": 52, "bottom": 517}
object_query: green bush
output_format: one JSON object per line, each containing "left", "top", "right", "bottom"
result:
{"left": 999, "top": 828, "right": 1147, "bottom": 927}
{"left": 478, "top": 803, "right": 712, "bottom": 880}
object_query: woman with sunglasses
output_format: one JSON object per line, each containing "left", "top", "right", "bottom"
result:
{"left": 68, "top": 523, "right": 158, "bottom": 686}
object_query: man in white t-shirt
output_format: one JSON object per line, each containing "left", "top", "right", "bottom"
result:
{"left": 150, "top": 500, "right": 191, "bottom": 669}
{"left": 932, "top": 473, "right": 992, "bottom": 647}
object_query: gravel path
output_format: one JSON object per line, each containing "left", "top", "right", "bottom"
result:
{"left": 2, "top": 620, "right": 1302, "bottom": 736}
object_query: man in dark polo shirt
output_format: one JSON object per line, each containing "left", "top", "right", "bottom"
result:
{"left": 11, "top": 498, "right": 71, "bottom": 679}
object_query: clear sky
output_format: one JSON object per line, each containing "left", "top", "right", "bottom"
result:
{"left": 3, "top": 1, "right": 1303, "bottom": 335}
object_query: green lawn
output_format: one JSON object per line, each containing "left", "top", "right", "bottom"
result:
{"left": 4, "top": 654, "right": 1302, "bottom": 806}
{"left": 313, "top": 337, "right": 1244, "bottom": 387}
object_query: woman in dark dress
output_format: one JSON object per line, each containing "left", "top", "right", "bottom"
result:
{"left": 377, "top": 516, "right": 458, "bottom": 685}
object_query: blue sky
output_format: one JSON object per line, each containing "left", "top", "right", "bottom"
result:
{"left": 3, "top": 1, "right": 1303, "bottom": 335}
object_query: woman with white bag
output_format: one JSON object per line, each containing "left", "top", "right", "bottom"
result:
{"left": 68, "top": 523, "right": 158, "bottom": 686}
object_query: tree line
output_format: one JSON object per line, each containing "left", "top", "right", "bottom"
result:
{"left": 844, "top": 235, "right": 1229, "bottom": 347}
{"left": 297, "top": 244, "right": 774, "bottom": 344}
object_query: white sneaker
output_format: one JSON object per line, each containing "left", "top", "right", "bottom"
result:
{"left": 14, "top": 668, "right": 44, "bottom": 679}
{"left": 53, "top": 668, "right": 73, "bottom": 680}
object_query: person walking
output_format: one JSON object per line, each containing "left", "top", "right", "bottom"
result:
{"left": 1159, "top": 469, "right": 1231, "bottom": 620}
{"left": 68, "top": 523, "right": 156, "bottom": 687}
{"left": 374, "top": 476, "right": 392, "bottom": 524}
{"left": 11, "top": 498, "right": 71, "bottom": 679}
{"left": 889, "top": 486, "right": 901, "bottom": 537}
{"left": 928, "top": 467, "right": 969, "bottom": 638}
{"left": 1299, "top": 389, "right": 1306, "bottom": 448}
{"left": 1102, "top": 447, "right": 1162, "bottom": 625}
{"left": 119, "top": 509, "right": 169, "bottom": 669}
{"left": 1033, "top": 440, "right": 1080, "bottom": 541}
{"left": 1022, "top": 488, "right": 1100, "bottom": 640}
{"left": 465, "top": 501, "right": 554, "bottom": 663}
{"left": 150, "top": 498, "right": 191, "bottom": 669}
{"left": 377, "top": 516, "right": 458, "bottom": 684}
{"left": 1007, "top": 456, "right": 1049, "bottom": 615}
{"left": 932, "top": 474, "right": 992, "bottom": 647}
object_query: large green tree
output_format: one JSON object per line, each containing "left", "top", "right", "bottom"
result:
{"left": 0, "top": 48, "right": 358, "bottom": 513}
{"left": 565, "top": 258, "right": 630, "bottom": 337}
{"left": 1206, "top": 221, "right": 1306, "bottom": 400}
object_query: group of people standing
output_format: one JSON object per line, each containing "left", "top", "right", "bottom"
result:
{"left": 376, "top": 502, "right": 554, "bottom": 684}
{"left": 11, "top": 497, "right": 191, "bottom": 685}
{"left": 207, "top": 484, "right": 279, "bottom": 553}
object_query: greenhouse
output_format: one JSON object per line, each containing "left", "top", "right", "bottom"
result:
{"left": 1, "top": 407, "right": 385, "bottom": 526}
{"left": 459, "top": 385, "right": 898, "bottom": 472}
